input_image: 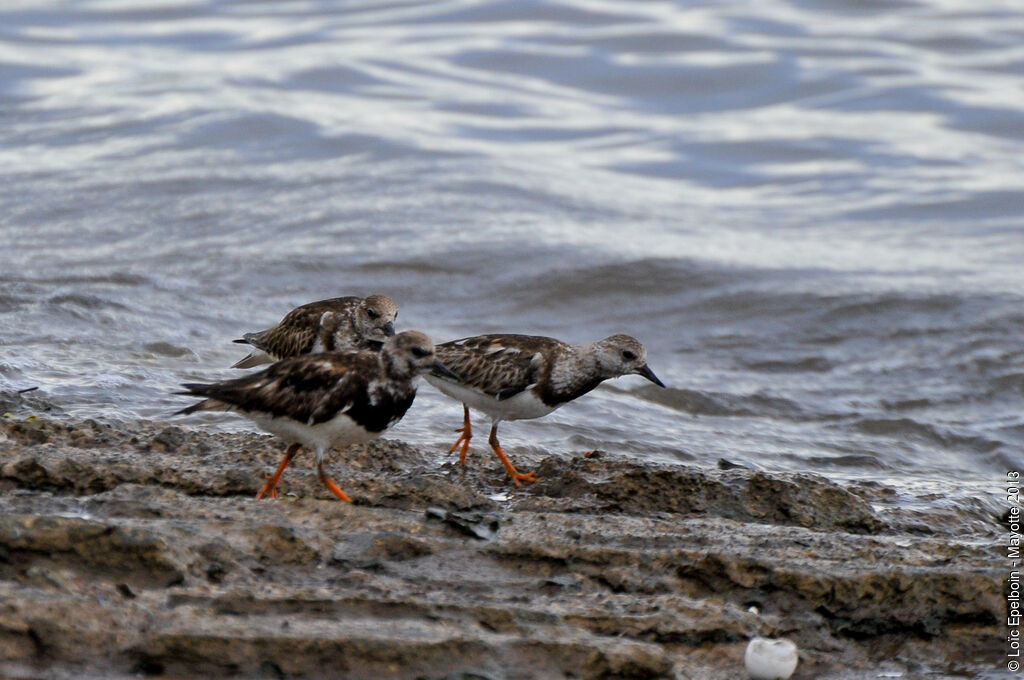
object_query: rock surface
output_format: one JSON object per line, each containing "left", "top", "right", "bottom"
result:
{"left": 0, "top": 407, "right": 1007, "bottom": 679}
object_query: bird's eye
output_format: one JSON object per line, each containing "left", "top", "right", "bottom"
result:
{"left": 367, "top": 309, "right": 380, "bottom": 320}
{"left": 411, "top": 346, "right": 430, "bottom": 358}
{"left": 622, "top": 350, "right": 637, "bottom": 361}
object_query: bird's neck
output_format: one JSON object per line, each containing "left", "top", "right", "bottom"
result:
{"left": 378, "top": 350, "right": 413, "bottom": 383}
{"left": 543, "top": 344, "right": 606, "bottom": 405}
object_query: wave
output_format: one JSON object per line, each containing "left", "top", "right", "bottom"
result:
{"left": 629, "top": 385, "right": 807, "bottom": 420}
{"left": 849, "top": 417, "right": 1003, "bottom": 454}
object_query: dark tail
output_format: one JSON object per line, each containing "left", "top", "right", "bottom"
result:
{"left": 174, "top": 383, "right": 218, "bottom": 416}
{"left": 177, "top": 382, "right": 212, "bottom": 395}
{"left": 173, "top": 402, "right": 204, "bottom": 416}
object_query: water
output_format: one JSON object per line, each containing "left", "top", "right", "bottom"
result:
{"left": 1, "top": 0, "right": 1022, "bottom": 519}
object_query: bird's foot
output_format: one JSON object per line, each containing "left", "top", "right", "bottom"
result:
{"left": 488, "top": 435, "right": 541, "bottom": 487}
{"left": 448, "top": 426, "right": 472, "bottom": 466}
{"left": 256, "top": 473, "right": 280, "bottom": 499}
{"left": 317, "top": 468, "right": 353, "bottom": 502}
{"left": 256, "top": 443, "right": 299, "bottom": 500}
{"left": 508, "top": 469, "right": 541, "bottom": 486}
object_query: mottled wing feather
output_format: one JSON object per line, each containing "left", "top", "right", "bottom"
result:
{"left": 182, "top": 352, "right": 376, "bottom": 424}
{"left": 240, "top": 297, "right": 361, "bottom": 359}
{"left": 246, "top": 323, "right": 317, "bottom": 358}
{"left": 317, "top": 308, "right": 364, "bottom": 351}
{"left": 434, "top": 334, "right": 566, "bottom": 399}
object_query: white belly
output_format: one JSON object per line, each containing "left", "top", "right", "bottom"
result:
{"left": 250, "top": 412, "right": 379, "bottom": 460}
{"left": 424, "top": 376, "right": 557, "bottom": 423}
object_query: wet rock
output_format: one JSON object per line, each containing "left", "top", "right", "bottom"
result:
{"left": 4, "top": 419, "right": 54, "bottom": 445}
{"left": 0, "top": 514, "right": 188, "bottom": 588}
{"left": 330, "top": 532, "right": 436, "bottom": 569}
{"left": 143, "top": 426, "right": 190, "bottom": 453}
{"left": 0, "top": 389, "right": 63, "bottom": 419}
{"left": 425, "top": 507, "right": 501, "bottom": 540}
{"left": 529, "top": 455, "right": 884, "bottom": 533}
{"left": 0, "top": 416, "right": 1006, "bottom": 679}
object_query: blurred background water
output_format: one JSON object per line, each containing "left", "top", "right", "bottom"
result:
{"left": 1, "top": 0, "right": 1022, "bottom": 520}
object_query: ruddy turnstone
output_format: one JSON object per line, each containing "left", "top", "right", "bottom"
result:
{"left": 177, "top": 330, "right": 455, "bottom": 501}
{"left": 424, "top": 333, "right": 665, "bottom": 485}
{"left": 232, "top": 294, "right": 398, "bottom": 368}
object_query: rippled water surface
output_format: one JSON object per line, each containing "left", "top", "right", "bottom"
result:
{"left": 2, "top": 0, "right": 1023, "bottom": 515}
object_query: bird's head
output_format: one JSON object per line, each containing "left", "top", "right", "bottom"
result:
{"left": 592, "top": 334, "right": 665, "bottom": 387}
{"left": 381, "top": 330, "right": 458, "bottom": 382}
{"left": 354, "top": 294, "right": 398, "bottom": 344}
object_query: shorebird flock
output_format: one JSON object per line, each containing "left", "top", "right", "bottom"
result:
{"left": 176, "top": 294, "right": 665, "bottom": 501}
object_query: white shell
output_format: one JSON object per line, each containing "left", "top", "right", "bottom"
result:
{"left": 744, "top": 637, "right": 798, "bottom": 680}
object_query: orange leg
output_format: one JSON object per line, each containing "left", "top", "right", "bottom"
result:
{"left": 448, "top": 404, "right": 472, "bottom": 466}
{"left": 317, "top": 459, "right": 352, "bottom": 502}
{"left": 256, "top": 443, "right": 300, "bottom": 499}
{"left": 488, "top": 424, "right": 540, "bottom": 486}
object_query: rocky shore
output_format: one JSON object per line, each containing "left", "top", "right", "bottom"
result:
{"left": 0, "top": 391, "right": 1006, "bottom": 679}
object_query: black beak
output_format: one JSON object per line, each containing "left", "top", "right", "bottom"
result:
{"left": 382, "top": 322, "right": 396, "bottom": 336}
{"left": 431, "top": 359, "right": 460, "bottom": 382}
{"left": 636, "top": 364, "right": 665, "bottom": 388}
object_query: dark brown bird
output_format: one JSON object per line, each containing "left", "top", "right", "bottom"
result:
{"left": 179, "top": 331, "right": 455, "bottom": 501}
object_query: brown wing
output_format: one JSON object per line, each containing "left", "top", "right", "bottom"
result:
{"left": 241, "top": 297, "right": 361, "bottom": 358}
{"left": 433, "top": 334, "right": 566, "bottom": 399}
{"left": 179, "top": 351, "right": 377, "bottom": 424}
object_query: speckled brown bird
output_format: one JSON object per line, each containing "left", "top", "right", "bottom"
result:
{"left": 232, "top": 294, "right": 398, "bottom": 368}
{"left": 424, "top": 333, "right": 665, "bottom": 485}
{"left": 179, "top": 331, "right": 455, "bottom": 501}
